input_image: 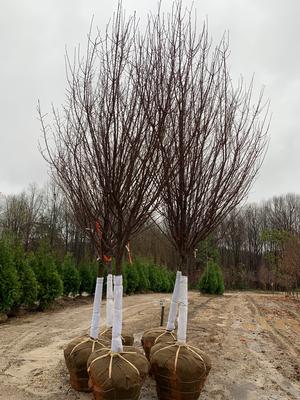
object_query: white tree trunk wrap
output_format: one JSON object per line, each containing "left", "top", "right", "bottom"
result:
{"left": 166, "top": 270, "right": 182, "bottom": 331}
{"left": 105, "top": 274, "right": 114, "bottom": 328}
{"left": 89, "top": 277, "right": 104, "bottom": 339}
{"left": 177, "top": 275, "right": 188, "bottom": 344}
{"left": 111, "top": 275, "right": 123, "bottom": 353}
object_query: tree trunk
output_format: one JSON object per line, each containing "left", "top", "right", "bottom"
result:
{"left": 97, "top": 259, "right": 105, "bottom": 277}
{"left": 115, "top": 252, "right": 123, "bottom": 275}
{"left": 180, "top": 252, "right": 192, "bottom": 277}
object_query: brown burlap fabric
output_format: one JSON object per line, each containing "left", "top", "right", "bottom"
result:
{"left": 141, "top": 327, "right": 176, "bottom": 360}
{"left": 99, "top": 328, "right": 134, "bottom": 346}
{"left": 87, "top": 346, "right": 150, "bottom": 400}
{"left": 150, "top": 341, "right": 211, "bottom": 400}
{"left": 64, "top": 335, "right": 110, "bottom": 392}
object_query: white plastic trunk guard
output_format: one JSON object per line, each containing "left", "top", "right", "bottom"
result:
{"left": 166, "top": 270, "right": 182, "bottom": 331}
{"left": 177, "top": 275, "right": 188, "bottom": 344}
{"left": 111, "top": 275, "right": 123, "bottom": 352}
{"left": 90, "top": 277, "right": 104, "bottom": 339}
{"left": 105, "top": 274, "right": 114, "bottom": 328}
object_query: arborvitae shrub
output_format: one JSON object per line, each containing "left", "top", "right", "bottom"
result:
{"left": 154, "top": 266, "right": 166, "bottom": 292}
{"left": 20, "top": 263, "right": 38, "bottom": 307}
{"left": 29, "top": 245, "right": 63, "bottom": 310}
{"left": 61, "top": 253, "right": 80, "bottom": 296}
{"left": 161, "top": 267, "right": 173, "bottom": 292}
{"left": 89, "top": 261, "right": 99, "bottom": 295}
{"left": 124, "top": 263, "right": 139, "bottom": 294}
{"left": 199, "top": 261, "right": 217, "bottom": 294}
{"left": 135, "top": 259, "right": 150, "bottom": 292}
{"left": 79, "top": 264, "right": 94, "bottom": 294}
{"left": 148, "top": 262, "right": 161, "bottom": 292}
{"left": 142, "top": 261, "right": 173, "bottom": 293}
{"left": 14, "top": 244, "right": 38, "bottom": 308}
{"left": 168, "top": 271, "right": 176, "bottom": 291}
{"left": 215, "top": 265, "right": 225, "bottom": 295}
{"left": 198, "top": 261, "right": 225, "bottom": 295}
{"left": 0, "top": 238, "right": 20, "bottom": 313}
{"left": 122, "top": 266, "right": 128, "bottom": 293}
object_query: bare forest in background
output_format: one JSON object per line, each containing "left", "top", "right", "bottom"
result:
{"left": 1, "top": 185, "right": 299, "bottom": 294}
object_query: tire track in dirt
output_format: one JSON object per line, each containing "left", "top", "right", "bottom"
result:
{"left": 276, "top": 299, "right": 300, "bottom": 323}
{"left": 133, "top": 293, "right": 217, "bottom": 342}
{"left": 246, "top": 295, "right": 300, "bottom": 363}
{"left": 195, "top": 292, "right": 300, "bottom": 399}
{"left": 1, "top": 292, "right": 300, "bottom": 399}
{"left": 242, "top": 295, "right": 300, "bottom": 399}
{"left": 185, "top": 292, "right": 236, "bottom": 359}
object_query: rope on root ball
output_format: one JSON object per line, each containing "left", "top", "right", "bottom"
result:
{"left": 99, "top": 328, "right": 131, "bottom": 345}
{"left": 151, "top": 343, "right": 207, "bottom": 376}
{"left": 88, "top": 351, "right": 140, "bottom": 379}
{"left": 99, "top": 328, "right": 111, "bottom": 337}
{"left": 154, "top": 330, "right": 176, "bottom": 344}
{"left": 70, "top": 338, "right": 108, "bottom": 356}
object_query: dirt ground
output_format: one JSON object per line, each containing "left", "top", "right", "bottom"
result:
{"left": 0, "top": 291, "right": 300, "bottom": 400}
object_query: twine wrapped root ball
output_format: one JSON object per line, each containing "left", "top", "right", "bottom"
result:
{"left": 87, "top": 346, "right": 150, "bottom": 400}
{"left": 150, "top": 341, "right": 211, "bottom": 400}
{"left": 99, "top": 328, "right": 134, "bottom": 346}
{"left": 64, "top": 336, "right": 110, "bottom": 392}
{"left": 141, "top": 327, "right": 177, "bottom": 360}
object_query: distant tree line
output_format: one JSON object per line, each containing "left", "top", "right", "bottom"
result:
{"left": 1, "top": 185, "right": 299, "bottom": 296}
{"left": 216, "top": 193, "right": 300, "bottom": 294}
{"left": 133, "top": 194, "right": 300, "bottom": 295}
{"left": 114, "top": 192, "right": 300, "bottom": 294}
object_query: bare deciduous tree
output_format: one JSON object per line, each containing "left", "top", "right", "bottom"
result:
{"left": 39, "top": 5, "right": 168, "bottom": 275}
{"left": 280, "top": 235, "right": 300, "bottom": 295}
{"left": 1, "top": 184, "right": 44, "bottom": 250}
{"left": 150, "top": 2, "right": 269, "bottom": 275}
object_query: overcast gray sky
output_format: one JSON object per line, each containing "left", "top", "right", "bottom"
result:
{"left": 0, "top": 0, "right": 299, "bottom": 203}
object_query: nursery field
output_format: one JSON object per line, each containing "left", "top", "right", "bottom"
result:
{"left": 0, "top": 292, "right": 300, "bottom": 400}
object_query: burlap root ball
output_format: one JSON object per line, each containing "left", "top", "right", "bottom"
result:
{"left": 141, "top": 327, "right": 176, "bottom": 360}
{"left": 99, "top": 328, "right": 134, "bottom": 346}
{"left": 150, "top": 341, "right": 211, "bottom": 400}
{"left": 64, "top": 335, "right": 110, "bottom": 392}
{"left": 87, "top": 346, "right": 150, "bottom": 400}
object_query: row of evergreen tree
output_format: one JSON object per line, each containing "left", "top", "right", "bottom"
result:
{"left": 0, "top": 237, "right": 176, "bottom": 314}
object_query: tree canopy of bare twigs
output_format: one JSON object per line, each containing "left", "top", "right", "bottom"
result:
{"left": 39, "top": 1, "right": 269, "bottom": 277}
{"left": 149, "top": 2, "right": 270, "bottom": 274}
{"left": 1, "top": 184, "right": 44, "bottom": 251}
{"left": 39, "top": 4, "right": 168, "bottom": 275}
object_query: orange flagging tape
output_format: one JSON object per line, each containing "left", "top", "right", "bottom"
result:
{"left": 103, "top": 254, "right": 112, "bottom": 263}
